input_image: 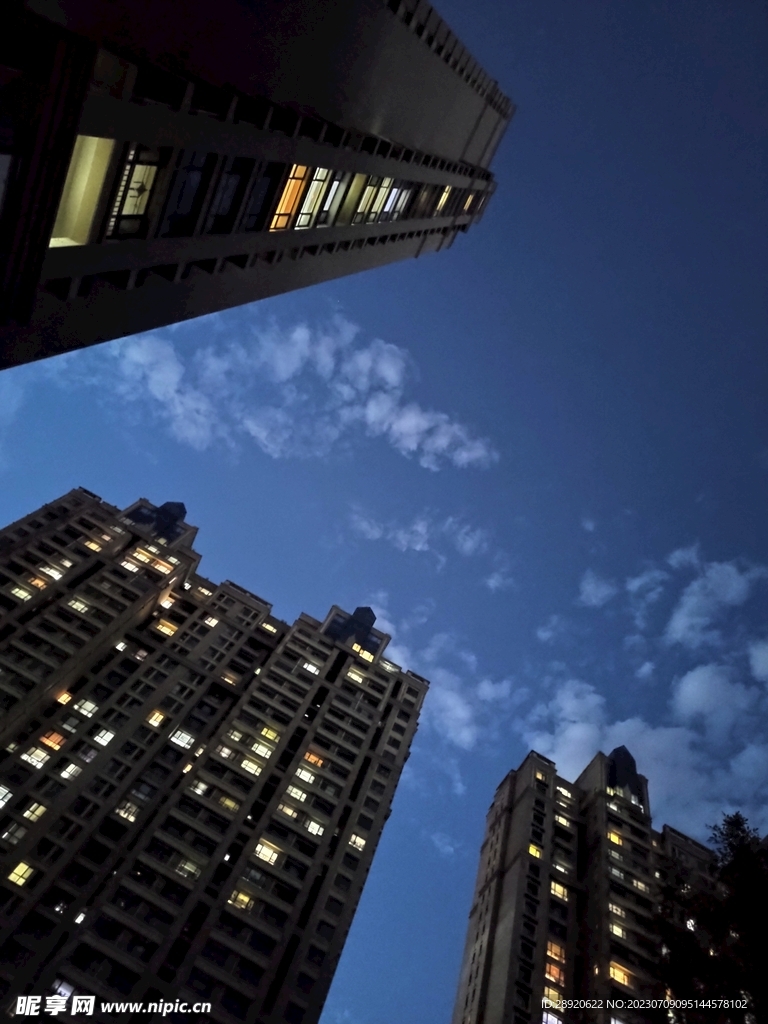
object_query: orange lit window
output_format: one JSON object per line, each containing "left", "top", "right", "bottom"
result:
{"left": 270, "top": 165, "right": 310, "bottom": 230}
{"left": 304, "top": 751, "right": 324, "bottom": 767}
{"left": 39, "top": 732, "right": 65, "bottom": 751}
{"left": 545, "top": 962, "right": 565, "bottom": 985}
{"left": 547, "top": 940, "right": 565, "bottom": 962}
{"left": 609, "top": 962, "right": 632, "bottom": 987}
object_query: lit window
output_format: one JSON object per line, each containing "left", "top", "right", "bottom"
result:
{"left": 254, "top": 842, "right": 279, "bottom": 865}
{"left": 349, "top": 834, "right": 366, "bottom": 851}
{"left": 545, "top": 962, "right": 565, "bottom": 985}
{"left": 302, "top": 661, "right": 320, "bottom": 675}
{"left": 133, "top": 550, "right": 151, "bottom": 563}
{"left": 146, "top": 711, "right": 166, "bottom": 728}
{"left": 547, "top": 940, "right": 565, "bottom": 963}
{"left": 115, "top": 641, "right": 127, "bottom": 652}
{"left": 176, "top": 859, "right": 201, "bottom": 879}
{"left": 306, "top": 820, "right": 324, "bottom": 836}
{"left": 171, "top": 730, "right": 195, "bottom": 749}
{"left": 632, "top": 878, "right": 650, "bottom": 893}
{"left": 295, "top": 167, "right": 332, "bottom": 228}
{"left": 554, "top": 814, "right": 570, "bottom": 827}
{"left": 228, "top": 890, "right": 254, "bottom": 911}
{"left": 270, "top": 164, "right": 310, "bottom": 230}
{"left": 203, "top": 616, "right": 219, "bottom": 627}
{"left": 190, "top": 780, "right": 210, "bottom": 796}
{"left": 609, "top": 848, "right": 623, "bottom": 862}
{"left": 56, "top": 693, "right": 72, "bottom": 706}
{"left": 528, "top": 844, "right": 542, "bottom": 859}
{"left": 115, "top": 800, "right": 139, "bottom": 822}
{"left": 610, "top": 922, "right": 626, "bottom": 938}
{"left": 23, "top": 802, "right": 46, "bottom": 822}
{"left": 608, "top": 831, "right": 623, "bottom": 846}
{"left": 20, "top": 747, "right": 50, "bottom": 769}
{"left": 609, "top": 866, "right": 624, "bottom": 879}
{"left": 686, "top": 918, "right": 695, "bottom": 932}
{"left": 49, "top": 135, "right": 116, "bottom": 246}
{"left": 29, "top": 577, "right": 47, "bottom": 589}
{"left": 286, "top": 785, "right": 306, "bottom": 802}
{"left": 556, "top": 786, "right": 571, "bottom": 798}
{"left": 83, "top": 540, "right": 101, "bottom": 551}
{"left": 74, "top": 699, "right": 98, "bottom": 718}
{"left": 226, "top": 729, "right": 244, "bottom": 743}
{"left": 347, "top": 670, "right": 364, "bottom": 684}
{"left": 39, "top": 566, "right": 63, "bottom": 581}
{"left": 609, "top": 962, "right": 632, "bottom": 988}
{"left": 1, "top": 822, "right": 27, "bottom": 845}
{"left": 8, "top": 862, "right": 34, "bottom": 886}
{"left": 543, "top": 987, "right": 560, "bottom": 1005}
{"left": 219, "top": 795, "right": 240, "bottom": 812}
{"left": 216, "top": 745, "right": 236, "bottom": 761}
{"left": 198, "top": 587, "right": 213, "bottom": 596}
{"left": 155, "top": 619, "right": 177, "bottom": 636}
{"left": 381, "top": 660, "right": 397, "bottom": 673}
{"left": 543, "top": 1014, "right": 563, "bottom": 1024}
{"left": 221, "top": 671, "right": 240, "bottom": 686}
{"left": 121, "top": 560, "right": 139, "bottom": 573}
{"left": 536, "top": 770, "right": 547, "bottom": 782}
{"left": 251, "top": 742, "right": 273, "bottom": 759}
{"left": 278, "top": 802, "right": 299, "bottom": 819}
{"left": 261, "top": 727, "right": 280, "bottom": 742}
{"left": 609, "top": 902, "right": 626, "bottom": 918}
{"left": 304, "top": 752, "right": 324, "bottom": 767}
{"left": 241, "top": 758, "right": 262, "bottom": 776}
{"left": 68, "top": 598, "right": 89, "bottom": 613}
{"left": 435, "top": 185, "right": 452, "bottom": 215}
{"left": 260, "top": 622, "right": 277, "bottom": 633}
{"left": 550, "top": 881, "right": 569, "bottom": 901}
{"left": 11, "top": 586, "right": 32, "bottom": 601}
{"left": 159, "top": 597, "right": 174, "bottom": 609}
{"left": 0, "top": 786, "right": 11, "bottom": 809}
{"left": 92, "top": 729, "right": 114, "bottom": 747}
{"left": 60, "top": 763, "right": 82, "bottom": 780}
{"left": 40, "top": 732, "right": 66, "bottom": 750}
{"left": 296, "top": 768, "right": 315, "bottom": 784}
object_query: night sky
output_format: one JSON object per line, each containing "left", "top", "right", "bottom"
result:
{"left": 1, "top": 2, "right": 767, "bottom": 1022}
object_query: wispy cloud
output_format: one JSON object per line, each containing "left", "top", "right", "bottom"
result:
{"left": 664, "top": 559, "right": 766, "bottom": 648}
{"left": 430, "top": 832, "right": 458, "bottom": 857}
{"left": 577, "top": 569, "right": 618, "bottom": 608}
{"left": 50, "top": 316, "right": 498, "bottom": 471}
{"left": 580, "top": 516, "right": 596, "bottom": 533}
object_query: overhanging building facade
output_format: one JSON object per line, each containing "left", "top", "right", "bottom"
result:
{"left": 0, "top": 488, "right": 428, "bottom": 1023}
{"left": 0, "top": 0, "right": 513, "bottom": 369}
{"left": 451, "top": 747, "right": 716, "bottom": 1024}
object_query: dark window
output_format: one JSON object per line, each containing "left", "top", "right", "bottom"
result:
{"left": 160, "top": 151, "right": 217, "bottom": 237}
{"left": 242, "top": 163, "right": 285, "bottom": 232}
{"left": 105, "top": 144, "right": 164, "bottom": 240}
{"left": 205, "top": 158, "right": 255, "bottom": 233}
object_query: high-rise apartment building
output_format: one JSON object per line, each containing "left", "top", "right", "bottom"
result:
{"left": 451, "top": 747, "right": 715, "bottom": 1024}
{"left": 0, "top": 488, "right": 428, "bottom": 1023}
{"left": 0, "top": 0, "right": 513, "bottom": 370}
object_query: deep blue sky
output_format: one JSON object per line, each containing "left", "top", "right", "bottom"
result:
{"left": 1, "top": 2, "right": 767, "bottom": 1022}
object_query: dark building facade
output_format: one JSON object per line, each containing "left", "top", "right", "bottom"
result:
{"left": 451, "top": 748, "right": 716, "bottom": 1024}
{"left": 0, "top": 488, "right": 428, "bottom": 1023}
{"left": 0, "top": 0, "right": 513, "bottom": 369}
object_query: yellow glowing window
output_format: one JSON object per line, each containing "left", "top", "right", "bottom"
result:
{"left": 304, "top": 752, "right": 324, "bottom": 767}
{"left": 84, "top": 540, "right": 102, "bottom": 551}
{"left": 610, "top": 922, "right": 626, "bottom": 938}
{"left": 121, "top": 560, "right": 139, "bottom": 573}
{"left": 296, "top": 767, "right": 315, "bottom": 784}
{"left": 347, "top": 670, "right": 364, "bottom": 684}
{"left": 270, "top": 165, "right": 310, "bottom": 230}
{"left": 543, "top": 987, "right": 560, "bottom": 1005}
{"left": 260, "top": 622, "right": 277, "bottom": 633}
{"left": 295, "top": 167, "right": 331, "bottom": 228}
{"left": 608, "top": 831, "right": 623, "bottom": 845}
{"left": 50, "top": 135, "right": 115, "bottom": 247}
{"left": 550, "top": 881, "right": 569, "bottom": 901}
{"left": 8, "top": 862, "right": 34, "bottom": 886}
{"left": 147, "top": 711, "right": 166, "bottom": 728}
{"left": 57, "top": 693, "right": 72, "bottom": 705}
{"left": 261, "top": 727, "right": 280, "bottom": 742}
{"left": 349, "top": 834, "right": 366, "bottom": 850}
{"left": 175, "top": 859, "right": 201, "bottom": 879}
{"left": 241, "top": 758, "right": 262, "bottom": 776}
{"left": 226, "top": 730, "right": 244, "bottom": 743}
{"left": 250, "top": 742, "right": 273, "bottom": 759}
{"left": 435, "top": 185, "right": 452, "bottom": 215}
{"left": 23, "top": 802, "right": 47, "bottom": 822}
{"left": 351, "top": 643, "right": 374, "bottom": 662}
{"left": 40, "top": 732, "right": 65, "bottom": 750}
{"left": 555, "top": 814, "right": 570, "bottom": 827}
{"left": 528, "top": 844, "right": 542, "bottom": 859}
{"left": 278, "top": 802, "right": 299, "bottom": 819}
{"left": 133, "top": 550, "right": 151, "bottom": 563}
{"left": 11, "top": 587, "right": 32, "bottom": 601}
{"left": 547, "top": 940, "right": 565, "bottom": 963}
{"left": 115, "top": 800, "right": 139, "bottom": 822}
{"left": 29, "top": 577, "right": 47, "bottom": 589}
{"left": 222, "top": 671, "right": 240, "bottom": 686}
{"left": 545, "top": 963, "right": 565, "bottom": 985}
{"left": 632, "top": 878, "right": 650, "bottom": 893}
{"left": 536, "top": 770, "right": 547, "bottom": 781}
{"left": 254, "top": 842, "right": 279, "bottom": 865}
{"left": 286, "top": 785, "right": 306, "bottom": 802}
{"left": 609, "top": 962, "right": 632, "bottom": 987}
{"left": 609, "top": 902, "right": 626, "bottom": 918}
{"left": 219, "top": 795, "right": 240, "bottom": 812}
{"left": 20, "top": 747, "right": 50, "bottom": 769}
{"left": 228, "top": 889, "right": 254, "bottom": 911}
{"left": 463, "top": 192, "right": 475, "bottom": 212}
{"left": 369, "top": 177, "right": 394, "bottom": 221}
{"left": 155, "top": 619, "right": 177, "bottom": 636}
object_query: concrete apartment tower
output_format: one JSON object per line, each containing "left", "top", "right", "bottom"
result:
{"left": 0, "top": 488, "right": 428, "bottom": 1023}
{"left": 0, "top": 0, "right": 513, "bottom": 369}
{"left": 451, "top": 747, "right": 715, "bottom": 1024}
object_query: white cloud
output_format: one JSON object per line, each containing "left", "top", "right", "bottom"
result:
{"left": 581, "top": 516, "right": 596, "bottom": 532}
{"left": 577, "top": 569, "right": 618, "bottom": 608}
{"left": 667, "top": 543, "right": 701, "bottom": 569}
{"left": 635, "top": 661, "right": 654, "bottom": 680}
{"left": 672, "top": 663, "right": 757, "bottom": 739}
{"left": 748, "top": 639, "right": 768, "bottom": 682}
{"left": 485, "top": 569, "right": 514, "bottom": 592}
{"left": 625, "top": 567, "right": 669, "bottom": 629}
{"left": 477, "top": 678, "right": 512, "bottom": 702}
{"left": 430, "top": 832, "right": 458, "bottom": 857}
{"left": 665, "top": 560, "right": 766, "bottom": 648}
{"left": 536, "top": 614, "right": 564, "bottom": 643}
{"left": 53, "top": 316, "right": 498, "bottom": 471}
